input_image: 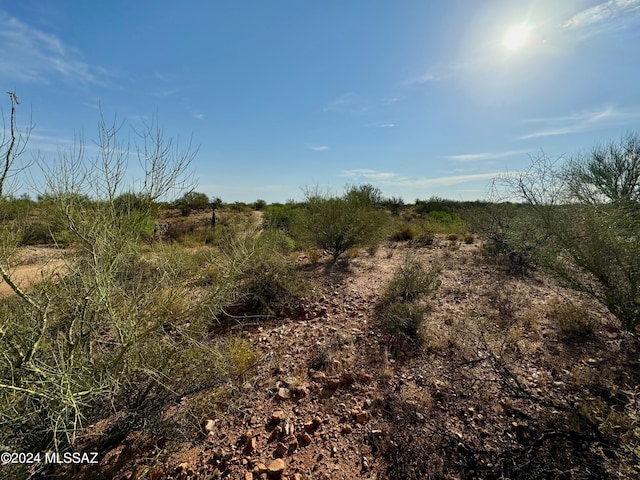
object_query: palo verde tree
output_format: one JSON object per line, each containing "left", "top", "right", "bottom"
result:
{"left": 0, "top": 94, "right": 198, "bottom": 454}
{"left": 502, "top": 133, "right": 640, "bottom": 330}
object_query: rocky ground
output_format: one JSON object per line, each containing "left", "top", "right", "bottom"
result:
{"left": 23, "top": 235, "right": 640, "bottom": 479}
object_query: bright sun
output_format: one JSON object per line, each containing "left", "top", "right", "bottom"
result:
{"left": 503, "top": 23, "right": 532, "bottom": 51}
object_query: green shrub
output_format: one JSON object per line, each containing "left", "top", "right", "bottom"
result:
{"left": 382, "top": 302, "right": 426, "bottom": 338}
{"left": 416, "top": 231, "right": 435, "bottom": 246}
{"left": 173, "top": 191, "right": 210, "bottom": 216}
{"left": 227, "top": 201, "right": 252, "bottom": 213}
{"left": 391, "top": 224, "right": 418, "bottom": 241}
{"left": 252, "top": 199, "right": 267, "bottom": 211}
{"left": 222, "top": 227, "right": 307, "bottom": 317}
{"left": 301, "top": 185, "right": 389, "bottom": 263}
{"left": 383, "top": 256, "right": 441, "bottom": 304}
{"left": 263, "top": 203, "right": 304, "bottom": 232}
{"left": 547, "top": 300, "right": 594, "bottom": 341}
{"left": 501, "top": 134, "right": 640, "bottom": 329}
{"left": 383, "top": 196, "right": 405, "bottom": 216}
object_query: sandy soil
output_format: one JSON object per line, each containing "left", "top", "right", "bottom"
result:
{"left": 0, "top": 246, "right": 67, "bottom": 297}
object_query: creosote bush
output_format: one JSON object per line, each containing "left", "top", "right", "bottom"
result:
{"left": 382, "top": 302, "right": 426, "bottom": 337}
{"left": 390, "top": 223, "right": 418, "bottom": 242}
{"left": 218, "top": 224, "right": 307, "bottom": 318}
{"left": 380, "top": 255, "right": 441, "bottom": 340}
{"left": 301, "top": 184, "right": 389, "bottom": 263}
{"left": 383, "top": 255, "right": 441, "bottom": 304}
{"left": 547, "top": 299, "right": 594, "bottom": 341}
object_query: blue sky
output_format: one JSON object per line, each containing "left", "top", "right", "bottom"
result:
{"left": 1, "top": 0, "right": 640, "bottom": 203}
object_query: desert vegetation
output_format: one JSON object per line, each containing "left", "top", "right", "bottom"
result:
{"left": 1, "top": 95, "right": 639, "bottom": 479}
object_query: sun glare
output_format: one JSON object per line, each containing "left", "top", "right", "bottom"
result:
{"left": 503, "top": 23, "right": 532, "bottom": 51}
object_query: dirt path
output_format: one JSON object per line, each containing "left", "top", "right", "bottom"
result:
{"left": 0, "top": 246, "right": 67, "bottom": 297}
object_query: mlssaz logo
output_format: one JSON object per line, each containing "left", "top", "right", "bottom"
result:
{"left": 45, "top": 452, "right": 99, "bottom": 464}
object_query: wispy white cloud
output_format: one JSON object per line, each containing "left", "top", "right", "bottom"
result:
{"left": 339, "top": 168, "right": 504, "bottom": 187}
{"left": 401, "top": 56, "right": 492, "bottom": 87}
{"left": 154, "top": 72, "right": 170, "bottom": 82}
{"left": 151, "top": 86, "right": 187, "bottom": 99}
{"left": 0, "top": 11, "right": 110, "bottom": 86}
{"left": 446, "top": 149, "right": 530, "bottom": 161}
{"left": 323, "top": 93, "right": 368, "bottom": 114}
{"left": 563, "top": 0, "right": 640, "bottom": 29}
{"left": 306, "top": 144, "right": 329, "bottom": 151}
{"left": 193, "top": 113, "right": 204, "bottom": 120}
{"left": 518, "top": 104, "right": 640, "bottom": 139}
{"left": 402, "top": 70, "right": 453, "bottom": 86}
{"left": 27, "top": 132, "right": 76, "bottom": 153}
{"left": 339, "top": 169, "right": 398, "bottom": 181}
{"left": 379, "top": 123, "right": 396, "bottom": 128}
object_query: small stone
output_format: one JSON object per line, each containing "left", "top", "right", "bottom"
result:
{"left": 245, "top": 473, "right": 254, "bottom": 480}
{"left": 303, "top": 421, "right": 315, "bottom": 432}
{"left": 313, "top": 416, "right": 323, "bottom": 427}
{"left": 268, "top": 426, "right": 283, "bottom": 443}
{"left": 293, "top": 474, "right": 303, "bottom": 480}
{"left": 245, "top": 437, "right": 257, "bottom": 453}
{"left": 271, "top": 411, "right": 287, "bottom": 424}
{"left": 291, "top": 383, "right": 309, "bottom": 397}
{"left": 283, "top": 419, "right": 295, "bottom": 436}
{"left": 254, "top": 463, "right": 268, "bottom": 475}
{"left": 277, "top": 388, "right": 291, "bottom": 400}
{"left": 203, "top": 418, "right": 216, "bottom": 434}
{"left": 297, "top": 432, "right": 312, "bottom": 446}
{"left": 274, "top": 442, "right": 288, "bottom": 457}
{"left": 267, "top": 458, "right": 286, "bottom": 478}
{"left": 354, "top": 411, "right": 369, "bottom": 424}
{"left": 341, "top": 424, "right": 353, "bottom": 434}
{"left": 288, "top": 437, "right": 299, "bottom": 453}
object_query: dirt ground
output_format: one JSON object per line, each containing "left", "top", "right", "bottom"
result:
{"left": 0, "top": 246, "right": 67, "bottom": 297}
{"left": 39, "top": 235, "right": 638, "bottom": 480}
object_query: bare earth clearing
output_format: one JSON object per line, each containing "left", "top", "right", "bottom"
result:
{"left": 38, "top": 234, "right": 637, "bottom": 480}
{"left": 0, "top": 246, "right": 67, "bottom": 298}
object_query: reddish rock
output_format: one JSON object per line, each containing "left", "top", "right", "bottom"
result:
{"left": 297, "top": 432, "right": 312, "bottom": 447}
{"left": 274, "top": 441, "right": 288, "bottom": 457}
{"left": 267, "top": 458, "right": 286, "bottom": 478}
{"left": 271, "top": 411, "right": 286, "bottom": 424}
{"left": 341, "top": 424, "right": 353, "bottom": 434}
{"left": 245, "top": 437, "right": 257, "bottom": 453}
{"left": 254, "top": 463, "right": 268, "bottom": 475}
{"left": 354, "top": 411, "right": 369, "bottom": 424}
